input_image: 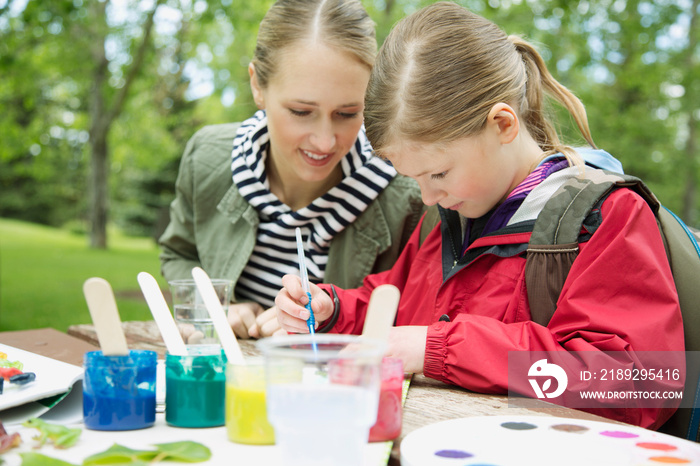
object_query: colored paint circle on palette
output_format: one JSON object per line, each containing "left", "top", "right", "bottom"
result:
{"left": 400, "top": 415, "right": 700, "bottom": 466}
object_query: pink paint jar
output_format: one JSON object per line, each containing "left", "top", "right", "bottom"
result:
{"left": 369, "top": 357, "right": 404, "bottom": 442}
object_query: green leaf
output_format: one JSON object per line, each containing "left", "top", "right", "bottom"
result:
{"left": 150, "top": 441, "right": 211, "bottom": 463}
{"left": 83, "top": 461, "right": 149, "bottom": 466}
{"left": 20, "top": 452, "right": 78, "bottom": 466}
{"left": 82, "top": 444, "right": 158, "bottom": 465}
{"left": 21, "top": 419, "right": 81, "bottom": 449}
{"left": 80, "top": 441, "right": 210, "bottom": 465}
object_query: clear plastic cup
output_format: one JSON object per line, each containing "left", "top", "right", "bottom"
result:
{"left": 168, "top": 278, "right": 233, "bottom": 350}
{"left": 258, "top": 334, "right": 385, "bottom": 466}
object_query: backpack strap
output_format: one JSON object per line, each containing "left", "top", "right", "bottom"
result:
{"left": 525, "top": 169, "right": 659, "bottom": 327}
{"left": 419, "top": 205, "right": 441, "bottom": 246}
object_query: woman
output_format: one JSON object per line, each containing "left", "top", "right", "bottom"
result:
{"left": 159, "top": 0, "right": 426, "bottom": 339}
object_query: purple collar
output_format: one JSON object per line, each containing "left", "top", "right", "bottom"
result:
{"left": 461, "top": 158, "right": 569, "bottom": 255}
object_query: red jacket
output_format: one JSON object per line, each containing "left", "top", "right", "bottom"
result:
{"left": 320, "top": 188, "right": 684, "bottom": 430}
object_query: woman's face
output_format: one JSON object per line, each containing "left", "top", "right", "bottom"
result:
{"left": 251, "top": 41, "right": 370, "bottom": 186}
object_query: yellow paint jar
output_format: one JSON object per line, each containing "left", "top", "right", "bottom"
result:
{"left": 225, "top": 360, "right": 275, "bottom": 445}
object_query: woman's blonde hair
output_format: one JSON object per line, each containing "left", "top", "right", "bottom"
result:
{"left": 252, "top": 0, "right": 376, "bottom": 88}
{"left": 365, "top": 2, "right": 595, "bottom": 165}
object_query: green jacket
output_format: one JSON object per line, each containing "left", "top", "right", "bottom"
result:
{"left": 159, "top": 123, "right": 427, "bottom": 302}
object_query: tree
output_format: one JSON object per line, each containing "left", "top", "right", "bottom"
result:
{"left": 86, "top": 0, "right": 164, "bottom": 248}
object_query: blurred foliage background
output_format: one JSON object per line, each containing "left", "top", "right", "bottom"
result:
{"left": 1, "top": 0, "right": 699, "bottom": 250}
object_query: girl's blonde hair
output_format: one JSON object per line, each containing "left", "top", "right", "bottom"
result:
{"left": 252, "top": 0, "right": 376, "bottom": 88}
{"left": 365, "top": 2, "right": 595, "bottom": 165}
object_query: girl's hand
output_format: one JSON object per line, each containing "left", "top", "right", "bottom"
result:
{"left": 386, "top": 326, "right": 428, "bottom": 374}
{"left": 275, "top": 274, "right": 333, "bottom": 334}
{"left": 227, "top": 302, "right": 264, "bottom": 339}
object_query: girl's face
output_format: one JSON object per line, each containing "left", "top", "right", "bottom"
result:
{"left": 383, "top": 131, "right": 525, "bottom": 219}
{"left": 250, "top": 41, "right": 370, "bottom": 186}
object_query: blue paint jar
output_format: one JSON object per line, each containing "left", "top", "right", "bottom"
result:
{"left": 83, "top": 349, "right": 157, "bottom": 431}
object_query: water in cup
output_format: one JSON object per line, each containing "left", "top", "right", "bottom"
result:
{"left": 169, "top": 278, "right": 232, "bottom": 349}
{"left": 173, "top": 304, "right": 218, "bottom": 345}
{"left": 269, "top": 382, "right": 377, "bottom": 464}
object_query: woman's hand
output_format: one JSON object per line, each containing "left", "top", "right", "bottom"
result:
{"left": 275, "top": 274, "right": 333, "bottom": 334}
{"left": 386, "top": 326, "right": 427, "bottom": 374}
{"left": 249, "top": 307, "right": 288, "bottom": 338}
{"left": 227, "top": 301, "right": 264, "bottom": 339}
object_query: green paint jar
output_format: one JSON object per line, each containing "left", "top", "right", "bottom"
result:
{"left": 165, "top": 348, "right": 226, "bottom": 428}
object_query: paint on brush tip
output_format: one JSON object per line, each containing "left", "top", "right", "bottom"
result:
{"left": 434, "top": 449, "right": 474, "bottom": 459}
{"left": 550, "top": 424, "right": 589, "bottom": 433}
{"left": 599, "top": 430, "right": 639, "bottom": 439}
{"left": 500, "top": 421, "right": 537, "bottom": 430}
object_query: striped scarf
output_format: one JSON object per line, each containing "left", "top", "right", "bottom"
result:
{"left": 231, "top": 110, "right": 396, "bottom": 307}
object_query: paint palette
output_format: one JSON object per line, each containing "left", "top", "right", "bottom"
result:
{"left": 400, "top": 415, "right": 700, "bottom": 466}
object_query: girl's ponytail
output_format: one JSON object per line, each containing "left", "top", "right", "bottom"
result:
{"left": 510, "top": 36, "right": 595, "bottom": 166}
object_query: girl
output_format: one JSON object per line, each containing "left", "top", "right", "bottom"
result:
{"left": 274, "top": 2, "right": 684, "bottom": 430}
{"left": 159, "top": 0, "right": 426, "bottom": 339}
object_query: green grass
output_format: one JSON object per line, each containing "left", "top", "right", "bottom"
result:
{"left": 0, "top": 218, "right": 167, "bottom": 332}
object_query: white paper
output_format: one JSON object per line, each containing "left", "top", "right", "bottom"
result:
{"left": 0, "top": 344, "right": 83, "bottom": 425}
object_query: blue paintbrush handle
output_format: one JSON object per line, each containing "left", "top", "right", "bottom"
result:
{"left": 305, "top": 291, "right": 315, "bottom": 334}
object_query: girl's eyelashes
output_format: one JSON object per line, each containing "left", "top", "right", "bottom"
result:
{"left": 430, "top": 171, "right": 447, "bottom": 180}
